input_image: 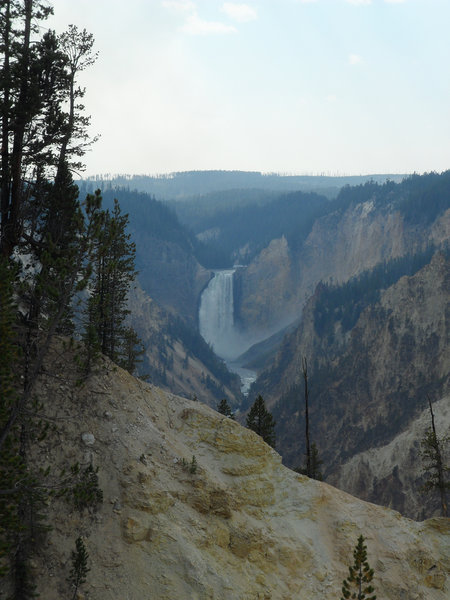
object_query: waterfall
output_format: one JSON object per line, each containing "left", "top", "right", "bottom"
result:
{"left": 199, "top": 268, "right": 257, "bottom": 395}
{"left": 199, "top": 269, "right": 236, "bottom": 360}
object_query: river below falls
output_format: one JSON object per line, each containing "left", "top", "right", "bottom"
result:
{"left": 227, "top": 362, "right": 257, "bottom": 396}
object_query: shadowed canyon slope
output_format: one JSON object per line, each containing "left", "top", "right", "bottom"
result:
{"left": 253, "top": 253, "right": 449, "bottom": 518}
{"left": 328, "top": 396, "right": 450, "bottom": 519}
{"left": 127, "top": 282, "right": 243, "bottom": 409}
{"left": 21, "top": 349, "right": 450, "bottom": 600}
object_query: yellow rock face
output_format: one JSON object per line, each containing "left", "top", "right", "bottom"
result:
{"left": 30, "top": 358, "right": 449, "bottom": 600}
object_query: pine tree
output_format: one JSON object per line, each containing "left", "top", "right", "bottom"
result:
{"left": 217, "top": 398, "right": 235, "bottom": 419}
{"left": 0, "top": 4, "right": 95, "bottom": 259}
{"left": 0, "top": 0, "right": 53, "bottom": 258}
{"left": 420, "top": 397, "right": 449, "bottom": 517}
{"left": 296, "top": 357, "right": 323, "bottom": 479}
{"left": 341, "top": 535, "right": 376, "bottom": 600}
{"left": 68, "top": 537, "right": 90, "bottom": 600}
{"left": 118, "top": 326, "right": 145, "bottom": 375}
{"left": 246, "top": 395, "right": 276, "bottom": 448}
{"left": 83, "top": 197, "right": 140, "bottom": 368}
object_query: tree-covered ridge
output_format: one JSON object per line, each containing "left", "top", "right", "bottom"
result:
{"left": 397, "top": 170, "right": 450, "bottom": 225}
{"left": 169, "top": 170, "right": 450, "bottom": 267}
{"left": 82, "top": 171, "right": 403, "bottom": 200}
{"left": 80, "top": 170, "right": 450, "bottom": 272}
{"left": 313, "top": 246, "right": 446, "bottom": 340}
{"left": 332, "top": 170, "right": 450, "bottom": 225}
{"left": 77, "top": 184, "right": 230, "bottom": 268}
{"left": 175, "top": 190, "right": 331, "bottom": 264}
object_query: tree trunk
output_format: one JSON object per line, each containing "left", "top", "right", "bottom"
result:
{"left": 302, "top": 357, "right": 311, "bottom": 477}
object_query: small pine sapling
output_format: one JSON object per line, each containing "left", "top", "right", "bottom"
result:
{"left": 189, "top": 455, "right": 198, "bottom": 474}
{"left": 68, "top": 536, "right": 90, "bottom": 600}
{"left": 71, "top": 463, "right": 103, "bottom": 511}
{"left": 341, "top": 535, "right": 376, "bottom": 600}
{"left": 217, "top": 398, "right": 235, "bottom": 419}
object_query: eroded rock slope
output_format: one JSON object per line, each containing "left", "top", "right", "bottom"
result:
{"left": 23, "top": 349, "right": 450, "bottom": 600}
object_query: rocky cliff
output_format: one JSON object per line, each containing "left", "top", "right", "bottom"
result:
{"left": 16, "top": 345, "right": 449, "bottom": 600}
{"left": 133, "top": 230, "right": 210, "bottom": 325}
{"left": 253, "top": 253, "right": 449, "bottom": 518}
{"left": 235, "top": 196, "right": 449, "bottom": 337}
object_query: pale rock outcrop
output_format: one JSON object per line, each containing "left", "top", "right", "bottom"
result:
{"left": 235, "top": 200, "right": 450, "bottom": 336}
{"left": 26, "top": 351, "right": 449, "bottom": 600}
{"left": 235, "top": 235, "right": 297, "bottom": 333}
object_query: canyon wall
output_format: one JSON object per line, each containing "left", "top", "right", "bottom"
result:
{"left": 234, "top": 201, "right": 449, "bottom": 337}
{"left": 327, "top": 396, "right": 450, "bottom": 520}
{"left": 253, "top": 253, "right": 449, "bottom": 519}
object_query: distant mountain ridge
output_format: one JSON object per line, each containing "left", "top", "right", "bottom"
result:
{"left": 80, "top": 170, "right": 406, "bottom": 200}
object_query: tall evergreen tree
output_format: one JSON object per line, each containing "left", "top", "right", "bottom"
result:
{"left": 302, "top": 357, "right": 312, "bottom": 477}
{"left": 296, "top": 357, "right": 322, "bottom": 479}
{"left": 0, "top": 0, "right": 52, "bottom": 257}
{"left": 0, "top": 4, "right": 95, "bottom": 259}
{"left": 83, "top": 197, "right": 139, "bottom": 369}
{"left": 341, "top": 535, "right": 376, "bottom": 600}
{"left": 246, "top": 395, "right": 276, "bottom": 448}
{"left": 0, "top": 259, "right": 21, "bottom": 578}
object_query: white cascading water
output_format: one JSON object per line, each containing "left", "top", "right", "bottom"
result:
{"left": 199, "top": 269, "right": 257, "bottom": 394}
{"left": 199, "top": 269, "right": 236, "bottom": 360}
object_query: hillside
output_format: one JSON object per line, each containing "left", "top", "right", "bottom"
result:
{"left": 328, "top": 396, "right": 450, "bottom": 520}
{"left": 13, "top": 345, "right": 450, "bottom": 599}
{"left": 251, "top": 253, "right": 449, "bottom": 518}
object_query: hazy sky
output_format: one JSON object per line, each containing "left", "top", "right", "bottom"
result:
{"left": 48, "top": 0, "right": 450, "bottom": 177}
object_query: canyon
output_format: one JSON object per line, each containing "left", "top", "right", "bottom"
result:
{"left": 95, "top": 172, "right": 449, "bottom": 519}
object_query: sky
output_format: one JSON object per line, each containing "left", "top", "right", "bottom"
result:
{"left": 47, "top": 0, "right": 450, "bottom": 177}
